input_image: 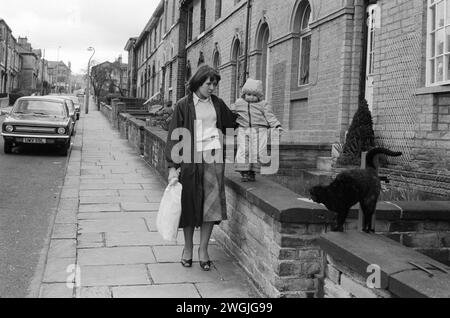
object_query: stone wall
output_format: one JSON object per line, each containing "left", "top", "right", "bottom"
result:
{"left": 319, "top": 232, "right": 450, "bottom": 298}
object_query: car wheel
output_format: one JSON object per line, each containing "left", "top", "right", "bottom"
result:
{"left": 4, "top": 141, "right": 13, "bottom": 154}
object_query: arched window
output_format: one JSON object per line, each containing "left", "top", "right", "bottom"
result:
{"left": 213, "top": 50, "right": 221, "bottom": 96}
{"left": 215, "top": 0, "right": 222, "bottom": 20}
{"left": 294, "top": 1, "right": 311, "bottom": 86}
{"left": 256, "top": 22, "right": 270, "bottom": 95}
{"left": 231, "top": 38, "right": 242, "bottom": 101}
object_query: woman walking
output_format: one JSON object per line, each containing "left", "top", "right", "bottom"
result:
{"left": 165, "top": 65, "right": 236, "bottom": 271}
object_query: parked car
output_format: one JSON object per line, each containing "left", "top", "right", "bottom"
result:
{"left": 1, "top": 96, "right": 74, "bottom": 156}
{"left": 64, "top": 95, "right": 81, "bottom": 120}
{"left": 47, "top": 95, "right": 77, "bottom": 132}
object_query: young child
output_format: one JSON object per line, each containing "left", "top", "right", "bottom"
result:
{"left": 231, "top": 78, "right": 283, "bottom": 182}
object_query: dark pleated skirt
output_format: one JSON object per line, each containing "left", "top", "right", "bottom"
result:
{"left": 178, "top": 158, "right": 227, "bottom": 228}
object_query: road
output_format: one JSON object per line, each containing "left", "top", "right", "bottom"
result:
{"left": 0, "top": 114, "right": 70, "bottom": 298}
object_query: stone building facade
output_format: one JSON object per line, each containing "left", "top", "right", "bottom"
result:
{"left": 48, "top": 60, "right": 72, "bottom": 93}
{"left": 125, "top": 0, "right": 450, "bottom": 196}
{"left": 126, "top": 0, "right": 184, "bottom": 106}
{"left": 0, "top": 19, "right": 21, "bottom": 94}
{"left": 17, "top": 37, "right": 40, "bottom": 92}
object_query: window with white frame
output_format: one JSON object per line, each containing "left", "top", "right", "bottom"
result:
{"left": 427, "top": 0, "right": 450, "bottom": 85}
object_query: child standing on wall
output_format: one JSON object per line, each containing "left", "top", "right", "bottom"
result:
{"left": 231, "top": 78, "right": 283, "bottom": 182}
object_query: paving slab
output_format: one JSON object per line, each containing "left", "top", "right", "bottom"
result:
{"left": 142, "top": 183, "right": 167, "bottom": 189}
{"left": 78, "top": 203, "right": 121, "bottom": 213}
{"left": 60, "top": 189, "right": 79, "bottom": 199}
{"left": 43, "top": 258, "right": 77, "bottom": 283}
{"left": 105, "top": 230, "right": 205, "bottom": 247}
{"left": 78, "top": 246, "right": 156, "bottom": 266}
{"left": 80, "top": 195, "right": 149, "bottom": 204}
{"left": 213, "top": 261, "right": 250, "bottom": 282}
{"left": 55, "top": 211, "right": 77, "bottom": 224}
{"left": 39, "top": 283, "right": 74, "bottom": 298}
{"left": 77, "top": 232, "right": 104, "bottom": 248}
{"left": 80, "top": 179, "right": 126, "bottom": 185}
{"left": 196, "top": 281, "right": 260, "bottom": 298}
{"left": 79, "top": 190, "right": 118, "bottom": 197}
{"left": 121, "top": 202, "right": 160, "bottom": 211}
{"left": 79, "top": 265, "right": 151, "bottom": 287}
{"left": 47, "top": 239, "right": 77, "bottom": 259}
{"left": 52, "top": 224, "right": 77, "bottom": 239}
{"left": 78, "top": 218, "right": 148, "bottom": 233}
{"left": 106, "top": 232, "right": 172, "bottom": 247}
{"left": 77, "top": 212, "right": 156, "bottom": 221}
{"left": 77, "top": 287, "right": 112, "bottom": 298}
{"left": 110, "top": 167, "right": 137, "bottom": 174}
{"left": 152, "top": 245, "right": 234, "bottom": 263}
{"left": 79, "top": 183, "right": 143, "bottom": 190}
{"left": 118, "top": 190, "right": 153, "bottom": 197}
{"left": 112, "top": 284, "right": 201, "bottom": 298}
{"left": 58, "top": 199, "right": 79, "bottom": 211}
{"left": 147, "top": 263, "right": 223, "bottom": 284}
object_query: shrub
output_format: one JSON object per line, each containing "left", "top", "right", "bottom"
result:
{"left": 337, "top": 98, "right": 375, "bottom": 166}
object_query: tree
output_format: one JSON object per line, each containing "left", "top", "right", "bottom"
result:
{"left": 90, "top": 62, "right": 112, "bottom": 109}
{"left": 337, "top": 98, "right": 375, "bottom": 166}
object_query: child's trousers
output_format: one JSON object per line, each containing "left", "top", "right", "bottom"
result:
{"left": 234, "top": 127, "right": 268, "bottom": 173}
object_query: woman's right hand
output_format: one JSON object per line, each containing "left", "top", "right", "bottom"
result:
{"left": 168, "top": 167, "right": 180, "bottom": 186}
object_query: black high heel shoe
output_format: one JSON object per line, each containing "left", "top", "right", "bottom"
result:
{"left": 198, "top": 250, "right": 212, "bottom": 271}
{"left": 199, "top": 260, "right": 212, "bottom": 271}
{"left": 181, "top": 249, "right": 192, "bottom": 268}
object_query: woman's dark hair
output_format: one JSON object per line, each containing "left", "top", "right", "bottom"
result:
{"left": 188, "top": 65, "right": 221, "bottom": 93}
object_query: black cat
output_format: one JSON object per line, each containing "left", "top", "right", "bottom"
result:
{"left": 309, "top": 147, "right": 402, "bottom": 233}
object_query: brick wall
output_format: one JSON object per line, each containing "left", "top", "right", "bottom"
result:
{"left": 214, "top": 189, "right": 325, "bottom": 298}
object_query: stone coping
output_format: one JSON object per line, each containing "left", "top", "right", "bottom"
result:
{"left": 319, "top": 232, "right": 450, "bottom": 298}
{"left": 118, "top": 113, "right": 450, "bottom": 224}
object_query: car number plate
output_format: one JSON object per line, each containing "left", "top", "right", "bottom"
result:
{"left": 23, "top": 138, "right": 46, "bottom": 144}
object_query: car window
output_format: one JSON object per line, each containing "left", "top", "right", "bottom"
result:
{"left": 14, "top": 100, "right": 66, "bottom": 116}
{"left": 66, "top": 100, "right": 75, "bottom": 112}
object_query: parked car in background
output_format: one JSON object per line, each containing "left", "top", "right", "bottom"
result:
{"left": 64, "top": 95, "right": 81, "bottom": 120}
{"left": 47, "top": 95, "right": 77, "bottom": 133}
{"left": 50, "top": 94, "right": 80, "bottom": 120}
{"left": 1, "top": 96, "right": 74, "bottom": 156}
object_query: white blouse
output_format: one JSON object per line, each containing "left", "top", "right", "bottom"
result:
{"left": 193, "top": 93, "right": 221, "bottom": 151}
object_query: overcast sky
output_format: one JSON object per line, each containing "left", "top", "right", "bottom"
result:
{"left": 1, "top": 0, "right": 159, "bottom": 74}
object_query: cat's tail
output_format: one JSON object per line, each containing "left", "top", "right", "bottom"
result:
{"left": 366, "top": 147, "right": 402, "bottom": 169}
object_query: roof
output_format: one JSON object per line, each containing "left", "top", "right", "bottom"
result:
{"left": 16, "top": 45, "right": 36, "bottom": 56}
{"left": 124, "top": 37, "right": 138, "bottom": 51}
{"left": 0, "top": 19, "right": 12, "bottom": 32}
{"left": 47, "top": 61, "right": 70, "bottom": 70}
{"left": 135, "top": 0, "right": 164, "bottom": 47}
{"left": 16, "top": 96, "right": 67, "bottom": 103}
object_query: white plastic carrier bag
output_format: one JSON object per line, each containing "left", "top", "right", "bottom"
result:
{"left": 156, "top": 182, "right": 182, "bottom": 242}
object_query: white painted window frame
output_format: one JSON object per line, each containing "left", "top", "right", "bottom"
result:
{"left": 427, "top": 0, "right": 450, "bottom": 86}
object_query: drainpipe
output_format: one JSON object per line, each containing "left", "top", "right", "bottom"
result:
{"left": 243, "top": 0, "right": 252, "bottom": 83}
{"left": 3, "top": 32, "right": 9, "bottom": 93}
{"left": 359, "top": 0, "right": 371, "bottom": 101}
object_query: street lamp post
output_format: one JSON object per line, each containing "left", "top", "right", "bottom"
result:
{"left": 85, "top": 46, "right": 95, "bottom": 114}
{"left": 56, "top": 46, "right": 61, "bottom": 93}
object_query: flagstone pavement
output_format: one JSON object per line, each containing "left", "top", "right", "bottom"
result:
{"left": 38, "top": 107, "right": 261, "bottom": 298}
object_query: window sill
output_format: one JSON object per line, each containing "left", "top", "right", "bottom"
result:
{"left": 416, "top": 85, "right": 450, "bottom": 95}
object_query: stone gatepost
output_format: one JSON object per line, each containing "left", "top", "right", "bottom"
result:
{"left": 111, "top": 98, "right": 121, "bottom": 129}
